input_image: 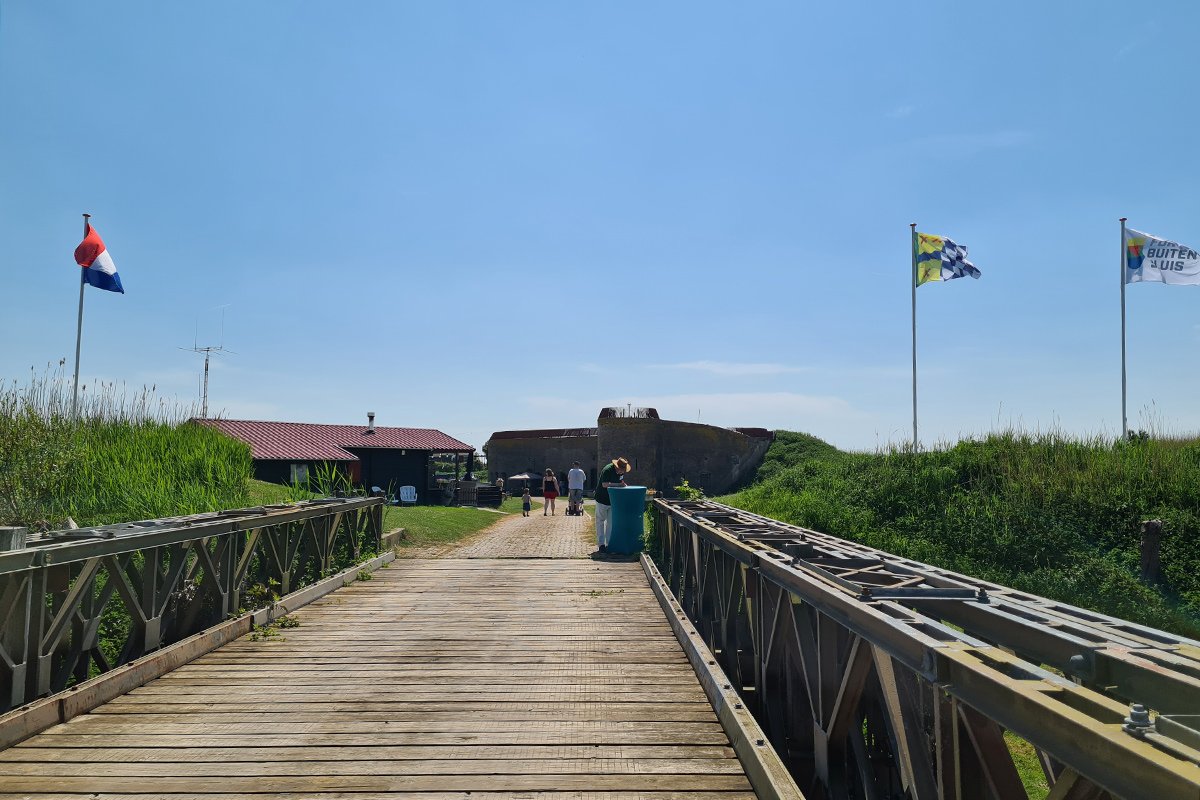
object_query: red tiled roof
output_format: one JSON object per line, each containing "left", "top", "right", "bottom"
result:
{"left": 196, "top": 419, "right": 473, "bottom": 461}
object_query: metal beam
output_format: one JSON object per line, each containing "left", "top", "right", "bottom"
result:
{"left": 652, "top": 498, "right": 1200, "bottom": 800}
{"left": 0, "top": 497, "right": 383, "bottom": 713}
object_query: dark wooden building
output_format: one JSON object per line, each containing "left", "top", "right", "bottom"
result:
{"left": 199, "top": 418, "right": 474, "bottom": 505}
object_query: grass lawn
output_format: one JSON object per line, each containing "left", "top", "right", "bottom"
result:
{"left": 246, "top": 482, "right": 595, "bottom": 549}
{"left": 385, "top": 498, "right": 532, "bottom": 548}
{"left": 247, "top": 479, "right": 308, "bottom": 506}
{"left": 248, "top": 479, "right": 531, "bottom": 548}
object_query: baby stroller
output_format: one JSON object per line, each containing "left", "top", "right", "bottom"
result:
{"left": 565, "top": 486, "right": 585, "bottom": 516}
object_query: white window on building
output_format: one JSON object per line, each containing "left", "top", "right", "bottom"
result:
{"left": 290, "top": 463, "right": 308, "bottom": 484}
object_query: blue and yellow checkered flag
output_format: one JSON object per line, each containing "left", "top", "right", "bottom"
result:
{"left": 917, "top": 233, "right": 981, "bottom": 286}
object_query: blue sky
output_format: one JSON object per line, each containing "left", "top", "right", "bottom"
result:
{"left": 2, "top": 1, "right": 1198, "bottom": 451}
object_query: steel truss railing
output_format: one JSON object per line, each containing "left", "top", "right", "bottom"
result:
{"left": 652, "top": 498, "right": 1200, "bottom": 800}
{"left": 0, "top": 497, "right": 383, "bottom": 713}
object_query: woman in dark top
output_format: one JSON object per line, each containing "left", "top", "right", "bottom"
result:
{"left": 542, "top": 468, "right": 560, "bottom": 516}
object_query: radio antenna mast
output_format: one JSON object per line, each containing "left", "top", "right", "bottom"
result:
{"left": 179, "top": 306, "right": 235, "bottom": 418}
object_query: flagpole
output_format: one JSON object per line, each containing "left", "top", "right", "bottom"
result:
{"left": 71, "top": 213, "right": 89, "bottom": 422}
{"left": 911, "top": 223, "right": 918, "bottom": 451}
{"left": 1120, "top": 217, "right": 1128, "bottom": 441}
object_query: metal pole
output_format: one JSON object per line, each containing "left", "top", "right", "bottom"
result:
{"left": 911, "top": 223, "right": 918, "bottom": 451}
{"left": 202, "top": 352, "right": 210, "bottom": 419}
{"left": 1120, "top": 217, "right": 1128, "bottom": 441}
{"left": 71, "top": 214, "right": 90, "bottom": 422}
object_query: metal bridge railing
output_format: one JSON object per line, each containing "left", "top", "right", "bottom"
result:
{"left": 0, "top": 497, "right": 384, "bottom": 713}
{"left": 651, "top": 498, "right": 1200, "bottom": 800}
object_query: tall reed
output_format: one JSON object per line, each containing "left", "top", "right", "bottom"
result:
{"left": 0, "top": 363, "right": 252, "bottom": 527}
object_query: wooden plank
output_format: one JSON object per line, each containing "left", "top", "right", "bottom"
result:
{"left": 20, "top": 733, "right": 735, "bottom": 747}
{"left": 0, "top": 551, "right": 399, "bottom": 750}
{"left": 151, "top": 675, "right": 704, "bottom": 685}
{"left": 0, "top": 757, "right": 749, "bottom": 776}
{"left": 158, "top": 666, "right": 700, "bottom": 677}
{"left": 0, "top": 794, "right": 758, "bottom": 800}
{"left": 182, "top": 661, "right": 693, "bottom": 667}
{"left": 2, "top": 558, "right": 757, "bottom": 794}
{"left": 93, "top": 701, "right": 717, "bottom": 714}
{"left": 0, "top": 744, "right": 738, "bottom": 761}
{"left": 40, "top": 719, "right": 727, "bottom": 734}
{"left": 0, "top": 775, "right": 755, "bottom": 792}
{"left": 130, "top": 684, "right": 709, "bottom": 696}
{"left": 118, "top": 689, "right": 709, "bottom": 702}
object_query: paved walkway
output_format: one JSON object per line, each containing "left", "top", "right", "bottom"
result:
{"left": 399, "top": 505, "right": 597, "bottom": 559}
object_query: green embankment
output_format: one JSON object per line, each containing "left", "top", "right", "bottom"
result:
{"left": 721, "top": 430, "right": 1200, "bottom": 636}
{"left": 1, "top": 400, "right": 252, "bottom": 528}
{"left": 751, "top": 430, "right": 844, "bottom": 483}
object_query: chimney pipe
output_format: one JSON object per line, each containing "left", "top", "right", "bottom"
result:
{"left": 367, "top": 412, "right": 375, "bottom": 433}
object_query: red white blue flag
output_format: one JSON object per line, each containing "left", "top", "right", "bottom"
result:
{"left": 74, "top": 224, "right": 124, "bottom": 294}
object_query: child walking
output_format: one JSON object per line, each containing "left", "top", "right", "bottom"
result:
{"left": 521, "top": 488, "right": 531, "bottom": 517}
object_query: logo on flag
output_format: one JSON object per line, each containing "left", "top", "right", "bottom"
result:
{"left": 1126, "top": 236, "right": 1146, "bottom": 272}
{"left": 1125, "top": 228, "right": 1200, "bottom": 285}
{"left": 917, "top": 233, "right": 981, "bottom": 285}
{"left": 74, "top": 224, "right": 124, "bottom": 294}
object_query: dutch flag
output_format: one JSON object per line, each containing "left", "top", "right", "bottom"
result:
{"left": 74, "top": 223, "right": 124, "bottom": 294}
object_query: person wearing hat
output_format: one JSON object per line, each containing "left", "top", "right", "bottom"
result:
{"left": 593, "top": 457, "right": 630, "bottom": 554}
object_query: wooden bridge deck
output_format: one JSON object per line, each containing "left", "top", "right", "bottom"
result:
{"left": 0, "top": 559, "right": 756, "bottom": 798}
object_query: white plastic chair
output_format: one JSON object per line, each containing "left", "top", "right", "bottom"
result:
{"left": 399, "top": 485, "right": 418, "bottom": 505}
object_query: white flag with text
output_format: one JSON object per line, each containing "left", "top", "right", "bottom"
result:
{"left": 1125, "top": 228, "right": 1200, "bottom": 285}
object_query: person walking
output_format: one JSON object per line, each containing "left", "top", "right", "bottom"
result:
{"left": 567, "top": 460, "right": 586, "bottom": 515}
{"left": 542, "top": 468, "right": 560, "bottom": 515}
{"left": 521, "top": 487, "right": 531, "bottom": 517}
{"left": 594, "top": 457, "right": 629, "bottom": 554}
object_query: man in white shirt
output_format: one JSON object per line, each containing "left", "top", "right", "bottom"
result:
{"left": 567, "top": 461, "right": 586, "bottom": 514}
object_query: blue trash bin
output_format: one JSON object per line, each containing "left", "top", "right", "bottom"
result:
{"left": 607, "top": 486, "right": 647, "bottom": 555}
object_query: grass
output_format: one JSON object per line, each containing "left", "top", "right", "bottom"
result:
{"left": 249, "top": 479, "right": 529, "bottom": 550}
{"left": 248, "top": 479, "right": 307, "bottom": 506}
{"left": 752, "top": 430, "right": 844, "bottom": 483}
{"left": 386, "top": 503, "right": 516, "bottom": 548}
{"left": 60, "top": 419, "right": 252, "bottom": 525}
{"left": 1005, "top": 731, "right": 1050, "bottom": 799}
{"left": 250, "top": 480, "right": 558, "bottom": 550}
{"left": 1, "top": 365, "right": 251, "bottom": 527}
{"left": 721, "top": 428, "right": 1200, "bottom": 636}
